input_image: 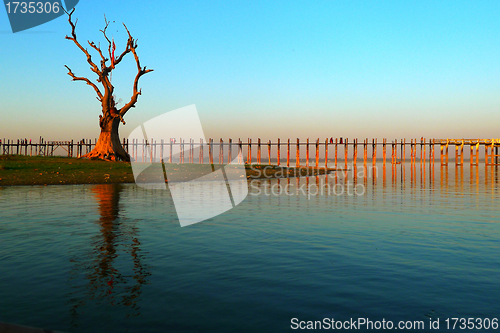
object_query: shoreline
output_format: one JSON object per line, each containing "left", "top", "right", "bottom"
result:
{"left": 0, "top": 155, "right": 339, "bottom": 187}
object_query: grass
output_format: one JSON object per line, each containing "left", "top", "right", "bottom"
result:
{"left": 0, "top": 155, "right": 337, "bottom": 186}
{"left": 0, "top": 155, "right": 134, "bottom": 186}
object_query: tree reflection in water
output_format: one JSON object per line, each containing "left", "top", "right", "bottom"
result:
{"left": 68, "top": 184, "right": 151, "bottom": 327}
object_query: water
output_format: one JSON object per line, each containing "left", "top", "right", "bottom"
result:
{"left": 1, "top": 163, "right": 499, "bottom": 332}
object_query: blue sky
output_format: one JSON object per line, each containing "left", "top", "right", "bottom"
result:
{"left": 1, "top": 0, "right": 499, "bottom": 142}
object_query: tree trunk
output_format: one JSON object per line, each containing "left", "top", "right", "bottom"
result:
{"left": 83, "top": 116, "right": 130, "bottom": 161}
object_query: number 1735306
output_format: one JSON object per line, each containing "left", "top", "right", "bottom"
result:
{"left": 5, "top": 2, "right": 60, "bottom": 14}
{"left": 445, "top": 318, "right": 498, "bottom": 330}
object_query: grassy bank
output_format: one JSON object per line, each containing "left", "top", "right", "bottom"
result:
{"left": 0, "top": 155, "right": 337, "bottom": 186}
{"left": 0, "top": 155, "right": 133, "bottom": 186}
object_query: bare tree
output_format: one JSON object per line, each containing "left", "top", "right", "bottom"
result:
{"left": 64, "top": 9, "right": 153, "bottom": 161}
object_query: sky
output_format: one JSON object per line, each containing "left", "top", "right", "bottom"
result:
{"left": 1, "top": 0, "right": 499, "bottom": 142}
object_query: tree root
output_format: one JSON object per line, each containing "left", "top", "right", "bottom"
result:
{"left": 82, "top": 149, "right": 130, "bottom": 162}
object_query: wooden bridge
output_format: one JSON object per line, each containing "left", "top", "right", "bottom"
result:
{"left": 1, "top": 137, "right": 500, "bottom": 166}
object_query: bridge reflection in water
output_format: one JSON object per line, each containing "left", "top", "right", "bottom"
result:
{"left": 247, "top": 162, "right": 500, "bottom": 202}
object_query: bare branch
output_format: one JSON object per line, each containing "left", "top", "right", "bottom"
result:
{"left": 99, "top": 15, "right": 114, "bottom": 67}
{"left": 111, "top": 23, "right": 134, "bottom": 68}
{"left": 65, "top": 9, "right": 101, "bottom": 76}
{"left": 88, "top": 40, "right": 107, "bottom": 63}
{"left": 65, "top": 65, "right": 103, "bottom": 101}
{"left": 112, "top": 43, "right": 131, "bottom": 67}
{"left": 119, "top": 24, "right": 153, "bottom": 116}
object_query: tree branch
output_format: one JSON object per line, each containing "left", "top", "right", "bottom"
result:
{"left": 119, "top": 24, "right": 153, "bottom": 116}
{"left": 65, "top": 8, "right": 101, "bottom": 77}
{"left": 64, "top": 65, "right": 103, "bottom": 101}
{"left": 88, "top": 40, "right": 108, "bottom": 65}
{"left": 99, "top": 15, "right": 112, "bottom": 62}
{"left": 112, "top": 44, "right": 132, "bottom": 67}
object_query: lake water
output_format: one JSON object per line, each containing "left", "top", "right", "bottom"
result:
{"left": 1, "top": 163, "right": 499, "bottom": 332}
